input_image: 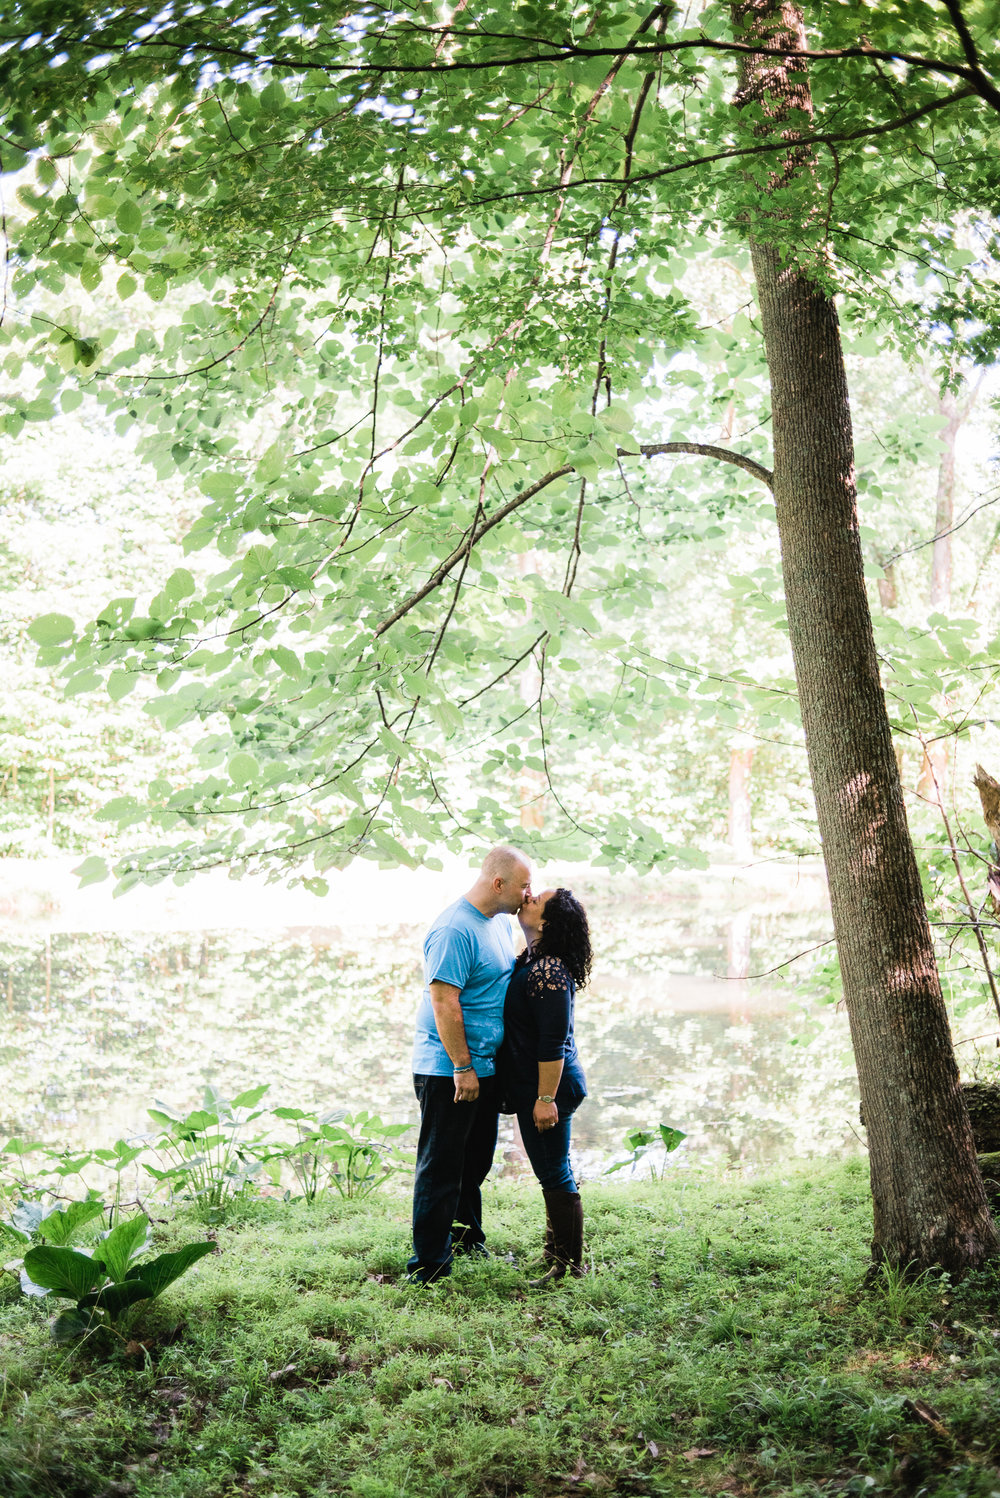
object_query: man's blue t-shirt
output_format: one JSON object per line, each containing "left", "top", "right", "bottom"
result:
{"left": 412, "top": 897, "right": 519, "bottom": 1077}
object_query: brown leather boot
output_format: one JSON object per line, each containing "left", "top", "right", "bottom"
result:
{"left": 541, "top": 1198, "right": 555, "bottom": 1265}
{"left": 529, "top": 1190, "right": 584, "bottom": 1286}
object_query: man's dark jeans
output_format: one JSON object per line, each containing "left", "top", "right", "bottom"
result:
{"left": 408, "top": 1073, "right": 498, "bottom": 1283}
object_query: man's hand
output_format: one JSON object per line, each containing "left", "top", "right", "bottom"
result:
{"left": 533, "top": 1098, "right": 558, "bottom": 1131}
{"left": 454, "top": 1067, "right": 480, "bottom": 1104}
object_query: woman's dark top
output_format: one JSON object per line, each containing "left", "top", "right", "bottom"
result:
{"left": 498, "top": 950, "right": 588, "bottom": 1109}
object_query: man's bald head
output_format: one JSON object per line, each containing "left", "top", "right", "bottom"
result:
{"left": 467, "top": 845, "right": 533, "bottom": 916}
{"left": 481, "top": 845, "right": 529, "bottom": 882}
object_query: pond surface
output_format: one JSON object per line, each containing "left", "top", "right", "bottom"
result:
{"left": 0, "top": 864, "right": 861, "bottom": 1183}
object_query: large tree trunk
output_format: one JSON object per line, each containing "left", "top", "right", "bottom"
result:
{"left": 732, "top": 0, "right": 997, "bottom": 1271}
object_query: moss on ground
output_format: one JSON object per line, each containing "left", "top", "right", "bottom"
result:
{"left": 1, "top": 1159, "right": 999, "bottom": 1497}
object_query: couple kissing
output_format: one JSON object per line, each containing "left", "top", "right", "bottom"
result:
{"left": 407, "top": 846, "right": 592, "bottom": 1287}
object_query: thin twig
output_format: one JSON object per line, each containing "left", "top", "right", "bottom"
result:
{"left": 716, "top": 936, "right": 838, "bottom": 980}
{"left": 915, "top": 717, "right": 1000, "bottom": 1026}
{"left": 458, "top": 633, "right": 548, "bottom": 707}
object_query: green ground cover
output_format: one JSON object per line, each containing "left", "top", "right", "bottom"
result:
{"left": 2, "top": 1161, "right": 999, "bottom": 1498}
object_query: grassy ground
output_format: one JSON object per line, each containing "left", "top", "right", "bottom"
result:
{"left": 2, "top": 1159, "right": 999, "bottom": 1498}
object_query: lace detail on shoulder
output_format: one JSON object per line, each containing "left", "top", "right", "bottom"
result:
{"left": 527, "top": 953, "right": 571, "bottom": 997}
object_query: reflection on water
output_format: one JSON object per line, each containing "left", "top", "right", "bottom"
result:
{"left": 0, "top": 873, "right": 860, "bottom": 1177}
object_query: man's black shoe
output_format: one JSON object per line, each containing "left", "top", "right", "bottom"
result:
{"left": 451, "top": 1239, "right": 490, "bottom": 1259}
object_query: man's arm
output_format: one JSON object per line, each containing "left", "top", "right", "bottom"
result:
{"left": 429, "top": 980, "right": 480, "bottom": 1102}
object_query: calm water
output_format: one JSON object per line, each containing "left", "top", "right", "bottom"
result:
{"left": 0, "top": 870, "right": 861, "bottom": 1182}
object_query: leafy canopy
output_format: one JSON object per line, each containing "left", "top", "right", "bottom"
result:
{"left": 1, "top": 1, "right": 998, "bottom": 888}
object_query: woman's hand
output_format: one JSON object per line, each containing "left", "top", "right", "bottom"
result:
{"left": 533, "top": 1097, "right": 558, "bottom": 1132}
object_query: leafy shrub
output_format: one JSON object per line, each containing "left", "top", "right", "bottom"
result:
{"left": 19, "top": 1211, "right": 214, "bottom": 1343}
{"left": 605, "top": 1123, "right": 686, "bottom": 1179}
{"left": 1, "top": 1196, "right": 106, "bottom": 1251}
{"left": 2, "top": 1084, "right": 416, "bottom": 1225}
{"left": 2, "top": 1135, "right": 145, "bottom": 1227}
{"left": 143, "top": 1084, "right": 272, "bottom": 1220}
{"left": 268, "top": 1108, "right": 415, "bottom": 1200}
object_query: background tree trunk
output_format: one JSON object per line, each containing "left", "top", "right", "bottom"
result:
{"left": 728, "top": 744, "right": 754, "bottom": 863}
{"left": 919, "top": 376, "right": 981, "bottom": 804}
{"left": 732, "top": 0, "right": 997, "bottom": 1272}
{"left": 930, "top": 388, "right": 960, "bottom": 610}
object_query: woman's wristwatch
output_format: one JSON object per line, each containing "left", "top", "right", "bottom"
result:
{"left": 537, "top": 1094, "right": 556, "bottom": 1104}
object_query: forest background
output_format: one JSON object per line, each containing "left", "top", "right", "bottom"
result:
{"left": 6, "top": 8, "right": 1000, "bottom": 1495}
{"left": 3, "top": 4, "right": 1000, "bottom": 1037}
{"left": 2, "top": 0, "right": 1000, "bottom": 1273}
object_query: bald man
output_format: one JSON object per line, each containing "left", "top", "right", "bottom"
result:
{"left": 407, "top": 846, "right": 532, "bottom": 1283}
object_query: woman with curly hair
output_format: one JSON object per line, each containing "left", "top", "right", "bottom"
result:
{"left": 498, "top": 887, "right": 592, "bottom": 1285}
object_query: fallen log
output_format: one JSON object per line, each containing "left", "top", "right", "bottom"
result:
{"left": 962, "top": 1083, "right": 1000, "bottom": 1154}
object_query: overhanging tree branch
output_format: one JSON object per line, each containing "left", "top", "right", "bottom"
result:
{"left": 25, "top": 25, "right": 995, "bottom": 97}
{"left": 373, "top": 465, "right": 575, "bottom": 637}
{"left": 639, "top": 442, "right": 773, "bottom": 488}
{"left": 447, "top": 87, "right": 976, "bottom": 214}
{"left": 374, "top": 440, "right": 773, "bottom": 636}
{"left": 940, "top": 0, "right": 1000, "bottom": 115}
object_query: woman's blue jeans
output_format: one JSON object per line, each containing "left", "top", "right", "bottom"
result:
{"left": 407, "top": 1074, "right": 499, "bottom": 1283}
{"left": 515, "top": 1097, "right": 581, "bottom": 1192}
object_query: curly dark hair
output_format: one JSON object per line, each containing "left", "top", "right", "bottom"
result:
{"left": 533, "top": 887, "right": 592, "bottom": 989}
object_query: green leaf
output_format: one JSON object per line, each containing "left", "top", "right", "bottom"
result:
{"left": 79, "top": 1278, "right": 152, "bottom": 1318}
{"left": 600, "top": 403, "right": 634, "bottom": 433}
{"left": 115, "top": 198, "right": 143, "bottom": 234}
{"left": 260, "top": 81, "right": 286, "bottom": 112}
{"left": 64, "top": 669, "right": 103, "bottom": 697}
{"left": 27, "top": 613, "right": 75, "bottom": 646}
{"left": 108, "top": 670, "right": 137, "bottom": 702}
{"left": 570, "top": 451, "right": 600, "bottom": 482}
{"left": 52, "top": 1308, "right": 98, "bottom": 1343}
{"left": 127, "top": 1240, "right": 216, "bottom": 1298}
{"left": 428, "top": 700, "right": 464, "bottom": 736}
{"left": 117, "top": 272, "right": 137, "bottom": 299}
{"left": 228, "top": 752, "right": 259, "bottom": 786}
{"left": 200, "top": 471, "right": 238, "bottom": 501}
{"left": 269, "top": 646, "right": 302, "bottom": 678}
{"left": 97, "top": 1213, "right": 151, "bottom": 1282}
{"left": 255, "top": 443, "right": 286, "bottom": 485}
{"left": 72, "top": 856, "right": 109, "bottom": 888}
{"left": 39, "top": 1200, "right": 105, "bottom": 1246}
{"left": 22, "top": 1247, "right": 106, "bottom": 1300}
{"left": 658, "top": 1125, "right": 687, "bottom": 1152}
{"left": 231, "top": 1084, "right": 270, "bottom": 1109}
{"left": 164, "top": 567, "right": 196, "bottom": 601}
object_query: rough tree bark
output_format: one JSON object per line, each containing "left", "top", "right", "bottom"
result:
{"left": 732, "top": 0, "right": 997, "bottom": 1271}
